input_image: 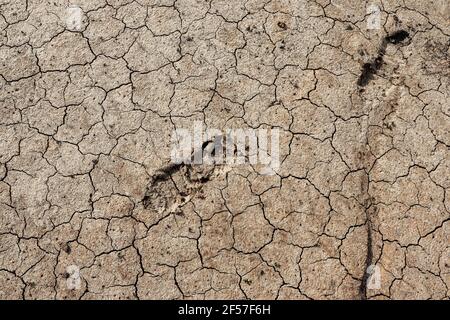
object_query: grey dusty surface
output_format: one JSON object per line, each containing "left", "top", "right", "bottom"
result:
{"left": 0, "top": 0, "right": 449, "bottom": 300}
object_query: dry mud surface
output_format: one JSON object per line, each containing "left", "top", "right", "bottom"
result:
{"left": 0, "top": 0, "right": 449, "bottom": 300}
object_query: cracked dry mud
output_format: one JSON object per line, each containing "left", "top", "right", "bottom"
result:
{"left": 0, "top": 0, "right": 449, "bottom": 300}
